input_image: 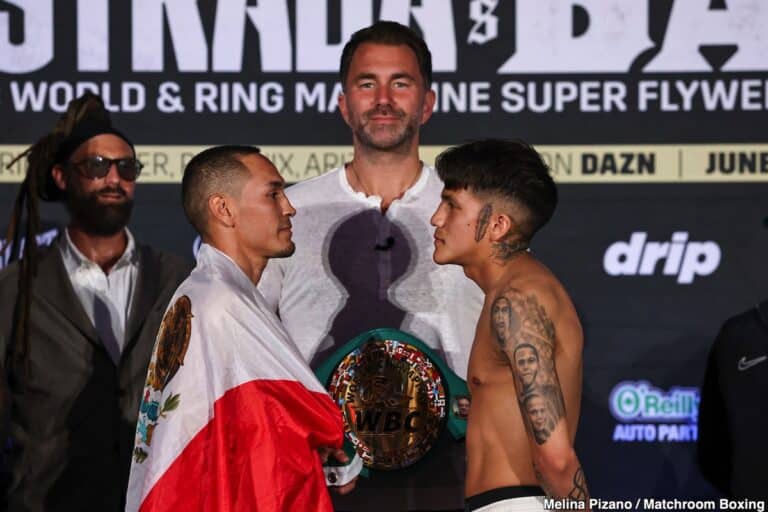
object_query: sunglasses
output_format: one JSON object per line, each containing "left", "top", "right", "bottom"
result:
{"left": 68, "top": 155, "right": 144, "bottom": 181}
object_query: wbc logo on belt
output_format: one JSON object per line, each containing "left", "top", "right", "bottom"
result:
{"left": 318, "top": 329, "right": 468, "bottom": 471}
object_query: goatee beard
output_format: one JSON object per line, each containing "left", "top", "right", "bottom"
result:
{"left": 66, "top": 188, "right": 133, "bottom": 236}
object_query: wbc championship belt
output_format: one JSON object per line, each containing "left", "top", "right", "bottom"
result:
{"left": 315, "top": 329, "right": 469, "bottom": 472}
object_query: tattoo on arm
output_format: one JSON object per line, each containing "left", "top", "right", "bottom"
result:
{"left": 475, "top": 203, "right": 492, "bottom": 242}
{"left": 490, "top": 290, "right": 566, "bottom": 445}
{"left": 522, "top": 385, "right": 565, "bottom": 444}
{"left": 567, "top": 467, "right": 589, "bottom": 501}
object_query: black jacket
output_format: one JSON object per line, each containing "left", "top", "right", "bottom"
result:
{"left": 698, "top": 299, "right": 768, "bottom": 499}
{"left": 0, "top": 241, "right": 189, "bottom": 511}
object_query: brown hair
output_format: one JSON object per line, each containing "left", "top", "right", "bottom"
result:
{"left": 339, "top": 21, "right": 432, "bottom": 89}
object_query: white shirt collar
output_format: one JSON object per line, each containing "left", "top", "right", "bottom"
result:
{"left": 60, "top": 228, "right": 138, "bottom": 273}
{"left": 337, "top": 163, "right": 430, "bottom": 206}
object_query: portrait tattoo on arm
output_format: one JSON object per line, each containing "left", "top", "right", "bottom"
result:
{"left": 490, "top": 290, "right": 566, "bottom": 445}
{"left": 475, "top": 203, "right": 492, "bottom": 242}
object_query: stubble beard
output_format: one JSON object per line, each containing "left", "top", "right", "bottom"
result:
{"left": 353, "top": 105, "right": 421, "bottom": 152}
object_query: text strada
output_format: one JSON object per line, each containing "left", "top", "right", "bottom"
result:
{"left": 1, "top": 1, "right": 767, "bottom": 74}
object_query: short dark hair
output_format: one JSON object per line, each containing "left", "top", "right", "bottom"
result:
{"left": 436, "top": 139, "right": 557, "bottom": 240}
{"left": 181, "top": 145, "right": 262, "bottom": 236}
{"left": 339, "top": 21, "right": 432, "bottom": 88}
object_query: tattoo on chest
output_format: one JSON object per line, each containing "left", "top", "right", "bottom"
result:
{"left": 491, "top": 290, "right": 565, "bottom": 445}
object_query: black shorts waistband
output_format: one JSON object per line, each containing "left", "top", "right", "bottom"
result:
{"left": 465, "top": 486, "right": 545, "bottom": 511}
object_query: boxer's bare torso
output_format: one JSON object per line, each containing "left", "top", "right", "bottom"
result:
{"left": 465, "top": 255, "right": 585, "bottom": 499}
{"left": 429, "top": 142, "right": 590, "bottom": 503}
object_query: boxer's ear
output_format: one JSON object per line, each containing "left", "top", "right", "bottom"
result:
{"left": 488, "top": 212, "right": 517, "bottom": 242}
{"left": 208, "top": 193, "right": 236, "bottom": 229}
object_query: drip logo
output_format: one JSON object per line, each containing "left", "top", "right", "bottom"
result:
{"left": 609, "top": 381, "right": 699, "bottom": 443}
{"left": 603, "top": 232, "right": 721, "bottom": 284}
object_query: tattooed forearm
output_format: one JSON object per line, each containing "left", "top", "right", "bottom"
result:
{"left": 475, "top": 203, "right": 492, "bottom": 242}
{"left": 491, "top": 234, "right": 529, "bottom": 263}
{"left": 567, "top": 467, "right": 589, "bottom": 501}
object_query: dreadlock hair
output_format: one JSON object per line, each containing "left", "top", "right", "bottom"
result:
{"left": 1, "top": 93, "right": 123, "bottom": 375}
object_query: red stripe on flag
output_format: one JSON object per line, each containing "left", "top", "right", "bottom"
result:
{"left": 139, "top": 380, "right": 343, "bottom": 512}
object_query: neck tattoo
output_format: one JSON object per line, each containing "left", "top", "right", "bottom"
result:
{"left": 492, "top": 238, "right": 530, "bottom": 264}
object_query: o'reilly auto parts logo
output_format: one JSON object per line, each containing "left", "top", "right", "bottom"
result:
{"left": 603, "top": 232, "right": 721, "bottom": 284}
{"left": 609, "top": 381, "right": 699, "bottom": 443}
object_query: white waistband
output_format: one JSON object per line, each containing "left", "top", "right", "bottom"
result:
{"left": 472, "top": 495, "right": 547, "bottom": 512}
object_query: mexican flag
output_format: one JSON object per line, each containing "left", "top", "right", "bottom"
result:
{"left": 126, "top": 244, "right": 346, "bottom": 511}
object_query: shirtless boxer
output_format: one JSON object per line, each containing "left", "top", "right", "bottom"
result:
{"left": 431, "top": 139, "right": 589, "bottom": 511}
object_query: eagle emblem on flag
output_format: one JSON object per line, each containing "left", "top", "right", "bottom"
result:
{"left": 133, "top": 295, "right": 193, "bottom": 463}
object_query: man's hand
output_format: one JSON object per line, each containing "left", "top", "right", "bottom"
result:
{"left": 319, "top": 447, "right": 358, "bottom": 495}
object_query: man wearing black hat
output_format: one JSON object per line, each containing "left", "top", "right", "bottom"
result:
{"left": 0, "top": 94, "right": 189, "bottom": 511}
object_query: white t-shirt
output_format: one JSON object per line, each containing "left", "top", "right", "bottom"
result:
{"left": 258, "top": 165, "right": 483, "bottom": 378}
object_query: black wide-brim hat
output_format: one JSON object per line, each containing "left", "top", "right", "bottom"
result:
{"left": 30, "top": 93, "right": 134, "bottom": 202}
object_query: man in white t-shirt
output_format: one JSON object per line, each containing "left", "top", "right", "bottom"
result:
{"left": 258, "top": 21, "right": 483, "bottom": 511}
